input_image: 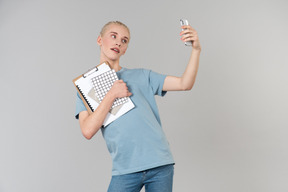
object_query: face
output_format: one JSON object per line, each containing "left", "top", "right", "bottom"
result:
{"left": 97, "top": 24, "right": 130, "bottom": 63}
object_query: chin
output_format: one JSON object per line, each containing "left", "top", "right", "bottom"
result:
{"left": 110, "top": 54, "right": 121, "bottom": 60}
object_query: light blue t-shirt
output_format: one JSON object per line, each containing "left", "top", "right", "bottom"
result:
{"left": 75, "top": 68, "right": 175, "bottom": 175}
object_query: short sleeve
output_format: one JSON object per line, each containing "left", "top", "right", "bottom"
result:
{"left": 75, "top": 92, "right": 87, "bottom": 119}
{"left": 146, "top": 70, "right": 167, "bottom": 97}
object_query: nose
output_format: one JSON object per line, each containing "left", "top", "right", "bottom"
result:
{"left": 116, "top": 40, "right": 122, "bottom": 47}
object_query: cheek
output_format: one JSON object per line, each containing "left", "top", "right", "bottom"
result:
{"left": 102, "top": 38, "right": 111, "bottom": 47}
{"left": 123, "top": 48, "right": 127, "bottom": 54}
{"left": 122, "top": 44, "right": 128, "bottom": 51}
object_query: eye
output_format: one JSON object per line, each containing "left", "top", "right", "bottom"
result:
{"left": 111, "top": 35, "right": 116, "bottom": 39}
{"left": 122, "top": 39, "right": 128, "bottom": 44}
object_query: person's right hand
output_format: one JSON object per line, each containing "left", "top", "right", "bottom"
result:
{"left": 109, "top": 80, "right": 132, "bottom": 99}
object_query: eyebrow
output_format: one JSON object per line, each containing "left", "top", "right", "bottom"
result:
{"left": 110, "top": 31, "right": 129, "bottom": 41}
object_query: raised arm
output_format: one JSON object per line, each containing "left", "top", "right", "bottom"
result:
{"left": 163, "top": 25, "right": 201, "bottom": 91}
{"left": 78, "top": 80, "right": 132, "bottom": 139}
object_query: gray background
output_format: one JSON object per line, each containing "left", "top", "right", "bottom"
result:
{"left": 0, "top": 0, "right": 287, "bottom": 191}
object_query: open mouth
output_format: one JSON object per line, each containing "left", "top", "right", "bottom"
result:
{"left": 111, "top": 48, "right": 120, "bottom": 53}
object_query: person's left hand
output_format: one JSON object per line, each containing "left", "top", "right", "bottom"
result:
{"left": 180, "top": 25, "right": 201, "bottom": 51}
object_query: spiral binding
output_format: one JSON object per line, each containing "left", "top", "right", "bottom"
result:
{"left": 77, "top": 85, "right": 94, "bottom": 112}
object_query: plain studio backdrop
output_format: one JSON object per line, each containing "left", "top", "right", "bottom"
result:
{"left": 0, "top": 0, "right": 287, "bottom": 191}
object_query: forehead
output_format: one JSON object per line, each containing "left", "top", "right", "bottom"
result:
{"left": 104, "top": 24, "right": 130, "bottom": 38}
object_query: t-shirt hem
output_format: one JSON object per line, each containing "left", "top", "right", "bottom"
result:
{"left": 75, "top": 109, "right": 86, "bottom": 120}
{"left": 111, "top": 161, "right": 175, "bottom": 176}
{"left": 159, "top": 74, "right": 167, "bottom": 97}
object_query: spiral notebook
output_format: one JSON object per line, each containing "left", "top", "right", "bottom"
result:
{"left": 73, "top": 61, "right": 135, "bottom": 127}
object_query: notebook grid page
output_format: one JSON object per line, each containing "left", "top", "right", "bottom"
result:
{"left": 91, "top": 70, "right": 128, "bottom": 108}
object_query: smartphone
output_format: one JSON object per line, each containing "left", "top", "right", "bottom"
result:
{"left": 180, "top": 19, "right": 192, "bottom": 46}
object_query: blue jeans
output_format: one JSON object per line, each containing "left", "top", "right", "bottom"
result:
{"left": 107, "top": 164, "right": 174, "bottom": 192}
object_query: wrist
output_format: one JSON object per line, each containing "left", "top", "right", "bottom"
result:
{"left": 105, "top": 90, "right": 117, "bottom": 102}
{"left": 192, "top": 48, "right": 201, "bottom": 54}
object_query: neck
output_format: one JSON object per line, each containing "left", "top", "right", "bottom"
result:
{"left": 100, "top": 59, "right": 122, "bottom": 72}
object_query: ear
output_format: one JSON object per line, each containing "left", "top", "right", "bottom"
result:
{"left": 97, "top": 35, "right": 102, "bottom": 46}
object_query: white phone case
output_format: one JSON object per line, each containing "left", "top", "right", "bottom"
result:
{"left": 180, "top": 19, "right": 192, "bottom": 46}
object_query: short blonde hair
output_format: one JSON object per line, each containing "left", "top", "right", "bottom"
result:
{"left": 100, "top": 21, "right": 130, "bottom": 38}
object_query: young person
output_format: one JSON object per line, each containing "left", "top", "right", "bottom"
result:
{"left": 75, "top": 21, "right": 201, "bottom": 192}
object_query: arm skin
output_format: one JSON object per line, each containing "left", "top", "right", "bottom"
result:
{"left": 78, "top": 80, "right": 132, "bottom": 140}
{"left": 163, "top": 25, "right": 201, "bottom": 91}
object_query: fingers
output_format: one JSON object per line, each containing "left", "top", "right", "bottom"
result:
{"left": 180, "top": 25, "right": 196, "bottom": 35}
{"left": 120, "top": 87, "right": 132, "bottom": 97}
{"left": 181, "top": 34, "right": 198, "bottom": 42}
{"left": 111, "top": 80, "right": 132, "bottom": 98}
{"left": 127, "top": 91, "right": 132, "bottom": 97}
{"left": 181, "top": 32, "right": 198, "bottom": 43}
{"left": 180, "top": 25, "right": 199, "bottom": 43}
{"left": 114, "top": 80, "right": 126, "bottom": 87}
{"left": 180, "top": 27, "right": 197, "bottom": 36}
{"left": 121, "top": 82, "right": 131, "bottom": 96}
